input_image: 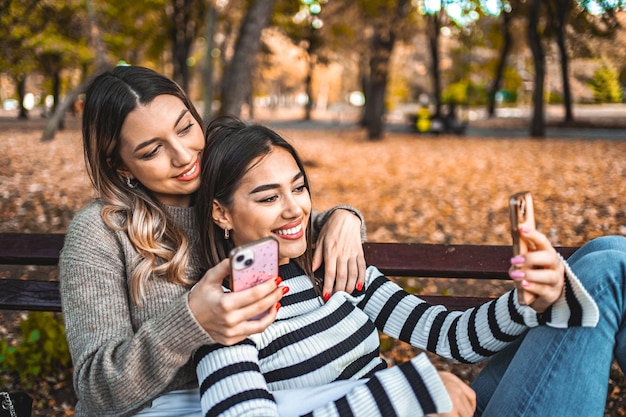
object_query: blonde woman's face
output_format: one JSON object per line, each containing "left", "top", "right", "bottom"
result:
{"left": 117, "top": 94, "right": 204, "bottom": 207}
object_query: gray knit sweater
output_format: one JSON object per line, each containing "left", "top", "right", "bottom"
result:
{"left": 59, "top": 201, "right": 363, "bottom": 416}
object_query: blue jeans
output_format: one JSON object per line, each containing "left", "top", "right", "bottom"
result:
{"left": 472, "top": 236, "right": 626, "bottom": 417}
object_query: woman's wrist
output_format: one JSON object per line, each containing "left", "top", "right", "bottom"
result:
{"left": 317, "top": 205, "right": 367, "bottom": 242}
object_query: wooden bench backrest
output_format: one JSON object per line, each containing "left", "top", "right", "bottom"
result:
{"left": 0, "top": 233, "right": 579, "bottom": 312}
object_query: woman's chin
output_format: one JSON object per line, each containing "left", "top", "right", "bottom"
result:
{"left": 279, "top": 243, "right": 307, "bottom": 261}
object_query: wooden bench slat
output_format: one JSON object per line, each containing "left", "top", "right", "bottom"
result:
{"left": 0, "top": 278, "right": 487, "bottom": 312}
{"left": 0, "top": 233, "right": 580, "bottom": 312}
{"left": 0, "top": 233, "right": 578, "bottom": 277}
{"left": 363, "top": 242, "right": 577, "bottom": 279}
{"left": 0, "top": 284, "right": 493, "bottom": 313}
{"left": 0, "top": 233, "right": 65, "bottom": 265}
{"left": 0, "top": 280, "right": 62, "bottom": 312}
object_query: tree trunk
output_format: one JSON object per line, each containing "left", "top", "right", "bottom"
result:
{"left": 365, "top": 24, "right": 394, "bottom": 140}
{"left": 487, "top": 11, "right": 512, "bottom": 118}
{"left": 52, "top": 70, "right": 65, "bottom": 130}
{"left": 168, "top": 0, "right": 196, "bottom": 93}
{"left": 202, "top": 3, "right": 218, "bottom": 123}
{"left": 304, "top": 55, "right": 314, "bottom": 121}
{"left": 42, "top": 71, "right": 108, "bottom": 141}
{"left": 16, "top": 75, "right": 28, "bottom": 119}
{"left": 427, "top": 13, "right": 442, "bottom": 118}
{"left": 219, "top": 0, "right": 276, "bottom": 118}
{"left": 556, "top": 0, "right": 573, "bottom": 123}
{"left": 358, "top": 54, "right": 370, "bottom": 127}
{"left": 528, "top": 0, "right": 545, "bottom": 138}
{"left": 42, "top": 0, "right": 108, "bottom": 141}
{"left": 363, "top": 0, "right": 408, "bottom": 140}
{"left": 87, "top": 0, "right": 106, "bottom": 69}
{"left": 247, "top": 79, "right": 255, "bottom": 119}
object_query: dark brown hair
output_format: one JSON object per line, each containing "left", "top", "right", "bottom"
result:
{"left": 197, "top": 116, "right": 319, "bottom": 292}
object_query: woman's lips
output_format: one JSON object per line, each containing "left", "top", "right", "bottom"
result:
{"left": 176, "top": 160, "right": 200, "bottom": 181}
{"left": 273, "top": 222, "right": 304, "bottom": 240}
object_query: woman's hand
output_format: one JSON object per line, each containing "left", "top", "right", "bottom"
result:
{"left": 188, "top": 259, "right": 285, "bottom": 345}
{"left": 509, "top": 227, "right": 565, "bottom": 312}
{"left": 427, "top": 371, "right": 476, "bottom": 417}
{"left": 312, "top": 209, "right": 367, "bottom": 299}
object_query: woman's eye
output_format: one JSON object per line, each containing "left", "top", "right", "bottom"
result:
{"left": 259, "top": 195, "right": 278, "bottom": 203}
{"left": 294, "top": 184, "right": 307, "bottom": 193}
{"left": 141, "top": 146, "right": 160, "bottom": 159}
{"left": 179, "top": 122, "right": 193, "bottom": 135}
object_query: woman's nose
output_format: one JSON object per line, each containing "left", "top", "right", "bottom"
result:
{"left": 170, "top": 139, "right": 194, "bottom": 167}
{"left": 283, "top": 194, "right": 304, "bottom": 217}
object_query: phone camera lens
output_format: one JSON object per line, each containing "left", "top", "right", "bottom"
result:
{"left": 244, "top": 259, "right": 253, "bottom": 266}
{"left": 236, "top": 255, "right": 245, "bottom": 263}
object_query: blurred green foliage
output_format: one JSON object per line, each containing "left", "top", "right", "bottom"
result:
{"left": 0, "top": 312, "right": 71, "bottom": 388}
{"left": 442, "top": 80, "right": 488, "bottom": 105}
{"left": 547, "top": 91, "right": 564, "bottom": 104}
{"left": 589, "top": 65, "right": 623, "bottom": 103}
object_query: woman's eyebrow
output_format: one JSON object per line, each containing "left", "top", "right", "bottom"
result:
{"left": 133, "top": 109, "right": 189, "bottom": 153}
{"left": 173, "top": 109, "right": 189, "bottom": 127}
{"left": 249, "top": 172, "right": 303, "bottom": 195}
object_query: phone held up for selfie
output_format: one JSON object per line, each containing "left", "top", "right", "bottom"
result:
{"left": 229, "top": 236, "right": 279, "bottom": 293}
{"left": 509, "top": 191, "right": 536, "bottom": 305}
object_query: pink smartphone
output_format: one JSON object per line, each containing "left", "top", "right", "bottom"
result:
{"left": 509, "top": 191, "right": 536, "bottom": 305}
{"left": 229, "top": 236, "right": 279, "bottom": 292}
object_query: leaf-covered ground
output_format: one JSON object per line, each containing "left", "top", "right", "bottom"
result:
{"left": 1, "top": 112, "right": 625, "bottom": 415}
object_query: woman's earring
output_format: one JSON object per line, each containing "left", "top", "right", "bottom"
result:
{"left": 224, "top": 229, "right": 230, "bottom": 239}
{"left": 125, "top": 176, "right": 136, "bottom": 189}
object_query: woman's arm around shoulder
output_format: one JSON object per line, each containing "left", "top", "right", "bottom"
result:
{"left": 311, "top": 205, "right": 367, "bottom": 297}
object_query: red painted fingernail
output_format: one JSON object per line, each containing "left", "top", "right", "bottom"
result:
{"left": 356, "top": 282, "right": 364, "bottom": 291}
{"left": 521, "top": 226, "right": 531, "bottom": 234}
{"left": 282, "top": 286, "right": 290, "bottom": 295}
{"left": 323, "top": 293, "right": 330, "bottom": 302}
{"left": 275, "top": 277, "right": 282, "bottom": 285}
{"left": 275, "top": 302, "right": 281, "bottom": 311}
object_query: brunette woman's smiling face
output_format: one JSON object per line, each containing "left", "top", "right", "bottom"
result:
{"left": 117, "top": 94, "right": 204, "bottom": 207}
{"left": 220, "top": 147, "right": 312, "bottom": 264}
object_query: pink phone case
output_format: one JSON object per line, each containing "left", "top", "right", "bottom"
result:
{"left": 229, "top": 236, "right": 279, "bottom": 292}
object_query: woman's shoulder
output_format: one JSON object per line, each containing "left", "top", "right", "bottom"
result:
{"left": 71, "top": 200, "right": 104, "bottom": 220}
{"left": 62, "top": 200, "right": 120, "bottom": 259}
{"left": 66, "top": 201, "right": 109, "bottom": 234}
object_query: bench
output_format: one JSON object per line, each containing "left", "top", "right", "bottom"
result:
{"left": 0, "top": 232, "right": 579, "bottom": 312}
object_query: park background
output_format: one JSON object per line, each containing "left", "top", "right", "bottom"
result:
{"left": 2, "top": 0, "right": 626, "bottom": 415}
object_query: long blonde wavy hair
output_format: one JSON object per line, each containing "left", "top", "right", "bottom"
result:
{"left": 82, "top": 66, "right": 204, "bottom": 305}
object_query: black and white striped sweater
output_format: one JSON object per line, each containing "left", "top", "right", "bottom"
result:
{"left": 195, "top": 260, "right": 597, "bottom": 417}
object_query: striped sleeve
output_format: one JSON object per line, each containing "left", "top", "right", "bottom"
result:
{"left": 194, "top": 340, "right": 278, "bottom": 417}
{"left": 195, "top": 343, "right": 452, "bottom": 417}
{"left": 357, "top": 264, "right": 598, "bottom": 364}
{"left": 517, "top": 254, "right": 599, "bottom": 328}
{"left": 303, "top": 353, "right": 451, "bottom": 417}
